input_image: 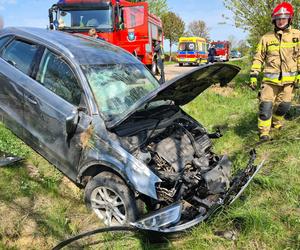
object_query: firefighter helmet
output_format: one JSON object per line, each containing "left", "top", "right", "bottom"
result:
{"left": 272, "top": 2, "right": 294, "bottom": 21}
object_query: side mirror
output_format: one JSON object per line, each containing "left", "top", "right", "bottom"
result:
{"left": 66, "top": 110, "right": 79, "bottom": 137}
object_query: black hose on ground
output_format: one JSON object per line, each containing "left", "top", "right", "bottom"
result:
{"left": 52, "top": 226, "right": 139, "bottom": 250}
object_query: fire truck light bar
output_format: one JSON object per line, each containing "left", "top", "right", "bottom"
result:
{"left": 58, "top": 0, "right": 110, "bottom": 4}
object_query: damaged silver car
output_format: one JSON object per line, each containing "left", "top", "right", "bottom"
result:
{"left": 0, "top": 27, "right": 263, "bottom": 232}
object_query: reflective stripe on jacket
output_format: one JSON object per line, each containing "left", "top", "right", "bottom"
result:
{"left": 154, "top": 43, "right": 165, "bottom": 60}
{"left": 251, "top": 28, "right": 300, "bottom": 85}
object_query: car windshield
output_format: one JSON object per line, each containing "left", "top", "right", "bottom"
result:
{"left": 179, "top": 42, "right": 196, "bottom": 51}
{"left": 82, "top": 64, "right": 160, "bottom": 121}
{"left": 214, "top": 44, "right": 225, "bottom": 49}
{"left": 58, "top": 8, "right": 113, "bottom": 30}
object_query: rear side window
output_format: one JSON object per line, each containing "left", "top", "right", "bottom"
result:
{"left": 0, "top": 36, "right": 12, "bottom": 49}
{"left": 2, "top": 40, "right": 38, "bottom": 75}
{"left": 36, "top": 49, "right": 81, "bottom": 106}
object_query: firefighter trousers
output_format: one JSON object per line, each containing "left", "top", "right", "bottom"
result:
{"left": 158, "top": 58, "right": 165, "bottom": 84}
{"left": 258, "top": 83, "right": 294, "bottom": 136}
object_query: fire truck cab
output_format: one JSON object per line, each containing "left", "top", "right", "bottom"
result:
{"left": 210, "top": 40, "right": 230, "bottom": 62}
{"left": 177, "top": 37, "right": 208, "bottom": 66}
{"left": 49, "top": 0, "right": 163, "bottom": 70}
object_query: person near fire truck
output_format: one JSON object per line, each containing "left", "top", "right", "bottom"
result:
{"left": 208, "top": 44, "right": 216, "bottom": 63}
{"left": 250, "top": 2, "right": 300, "bottom": 141}
{"left": 154, "top": 40, "right": 165, "bottom": 84}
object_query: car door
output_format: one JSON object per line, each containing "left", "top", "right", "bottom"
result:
{"left": 0, "top": 37, "right": 40, "bottom": 138}
{"left": 22, "top": 48, "right": 91, "bottom": 180}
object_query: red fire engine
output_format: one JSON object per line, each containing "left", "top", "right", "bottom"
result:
{"left": 49, "top": 0, "right": 163, "bottom": 70}
{"left": 210, "top": 41, "right": 230, "bottom": 62}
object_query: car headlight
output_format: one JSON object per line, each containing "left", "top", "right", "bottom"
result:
{"left": 132, "top": 203, "right": 182, "bottom": 230}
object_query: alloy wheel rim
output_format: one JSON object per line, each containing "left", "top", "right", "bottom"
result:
{"left": 90, "top": 186, "right": 127, "bottom": 226}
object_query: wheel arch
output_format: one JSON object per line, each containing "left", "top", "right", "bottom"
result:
{"left": 78, "top": 155, "right": 160, "bottom": 200}
{"left": 78, "top": 161, "right": 129, "bottom": 188}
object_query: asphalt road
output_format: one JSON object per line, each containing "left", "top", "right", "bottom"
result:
{"left": 163, "top": 58, "right": 243, "bottom": 81}
{"left": 164, "top": 63, "right": 196, "bottom": 81}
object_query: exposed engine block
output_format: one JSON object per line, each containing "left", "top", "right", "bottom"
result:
{"left": 143, "top": 119, "right": 231, "bottom": 205}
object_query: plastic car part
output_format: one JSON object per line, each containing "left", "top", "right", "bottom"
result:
{"left": 0, "top": 151, "right": 23, "bottom": 167}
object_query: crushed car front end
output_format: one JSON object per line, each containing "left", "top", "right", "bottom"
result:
{"left": 112, "top": 101, "right": 264, "bottom": 233}
{"left": 131, "top": 150, "right": 264, "bottom": 233}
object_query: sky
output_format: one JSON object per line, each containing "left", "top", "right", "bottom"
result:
{"left": 166, "top": 0, "right": 247, "bottom": 40}
{"left": 0, "top": 0, "right": 248, "bottom": 49}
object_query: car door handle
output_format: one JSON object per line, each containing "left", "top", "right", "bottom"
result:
{"left": 25, "top": 95, "right": 37, "bottom": 105}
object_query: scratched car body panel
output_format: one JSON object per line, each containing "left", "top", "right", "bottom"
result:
{"left": 0, "top": 27, "right": 262, "bottom": 232}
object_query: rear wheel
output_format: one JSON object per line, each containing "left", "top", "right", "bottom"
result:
{"left": 179, "top": 63, "right": 183, "bottom": 67}
{"left": 84, "top": 172, "right": 139, "bottom": 226}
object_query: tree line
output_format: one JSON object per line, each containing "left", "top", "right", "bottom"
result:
{"left": 131, "top": 0, "right": 292, "bottom": 58}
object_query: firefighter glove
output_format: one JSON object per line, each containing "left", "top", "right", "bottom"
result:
{"left": 294, "top": 74, "right": 300, "bottom": 89}
{"left": 250, "top": 77, "right": 258, "bottom": 90}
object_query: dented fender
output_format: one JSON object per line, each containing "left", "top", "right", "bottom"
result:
{"left": 77, "top": 128, "right": 161, "bottom": 199}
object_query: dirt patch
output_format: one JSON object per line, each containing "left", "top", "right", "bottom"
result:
{"left": 210, "top": 86, "right": 237, "bottom": 97}
{"left": 0, "top": 202, "right": 21, "bottom": 240}
{"left": 26, "top": 164, "right": 41, "bottom": 180}
{"left": 0, "top": 197, "right": 34, "bottom": 241}
{"left": 60, "top": 177, "right": 81, "bottom": 198}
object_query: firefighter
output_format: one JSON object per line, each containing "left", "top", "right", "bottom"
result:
{"left": 250, "top": 2, "right": 300, "bottom": 141}
{"left": 208, "top": 44, "right": 216, "bottom": 63}
{"left": 154, "top": 40, "right": 165, "bottom": 84}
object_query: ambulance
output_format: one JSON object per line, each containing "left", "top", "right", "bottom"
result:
{"left": 177, "top": 37, "right": 208, "bottom": 66}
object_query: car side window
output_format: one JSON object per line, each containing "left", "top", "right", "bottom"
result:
{"left": 36, "top": 49, "right": 82, "bottom": 106}
{"left": 0, "top": 36, "right": 12, "bottom": 49}
{"left": 1, "top": 39, "right": 38, "bottom": 75}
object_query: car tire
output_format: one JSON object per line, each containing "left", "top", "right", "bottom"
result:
{"left": 84, "top": 171, "right": 139, "bottom": 226}
{"left": 179, "top": 63, "right": 183, "bottom": 67}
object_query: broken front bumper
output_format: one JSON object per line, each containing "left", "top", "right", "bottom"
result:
{"left": 131, "top": 150, "right": 265, "bottom": 233}
{"left": 0, "top": 151, "right": 23, "bottom": 167}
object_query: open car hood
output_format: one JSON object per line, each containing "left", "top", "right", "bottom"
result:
{"left": 153, "top": 63, "right": 240, "bottom": 106}
{"left": 108, "top": 63, "right": 240, "bottom": 128}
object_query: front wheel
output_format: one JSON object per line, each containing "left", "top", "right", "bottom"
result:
{"left": 84, "top": 172, "right": 139, "bottom": 226}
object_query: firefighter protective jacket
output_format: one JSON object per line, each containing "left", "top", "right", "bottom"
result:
{"left": 154, "top": 42, "right": 165, "bottom": 60}
{"left": 251, "top": 27, "right": 300, "bottom": 85}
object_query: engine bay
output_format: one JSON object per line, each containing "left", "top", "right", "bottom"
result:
{"left": 114, "top": 105, "right": 232, "bottom": 219}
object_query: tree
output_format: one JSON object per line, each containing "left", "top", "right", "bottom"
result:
{"left": 228, "top": 35, "right": 238, "bottom": 49}
{"left": 161, "top": 12, "right": 185, "bottom": 59}
{"left": 236, "top": 39, "right": 250, "bottom": 56}
{"left": 186, "top": 20, "right": 210, "bottom": 40}
{"left": 129, "top": 0, "right": 169, "bottom": 18}
{"left": 223, "top": 0, "right": 300, "bottom": 54}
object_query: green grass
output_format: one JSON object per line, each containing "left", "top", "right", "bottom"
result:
{"left": 0, "top": 58, "right": 299, "bottom": 249}
{"left": 164, "top": 60, "right": 177, "bottom": 65}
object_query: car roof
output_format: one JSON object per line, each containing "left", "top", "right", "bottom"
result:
{"left": 0, "top": 27, "right": 138, "bottom": 65}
